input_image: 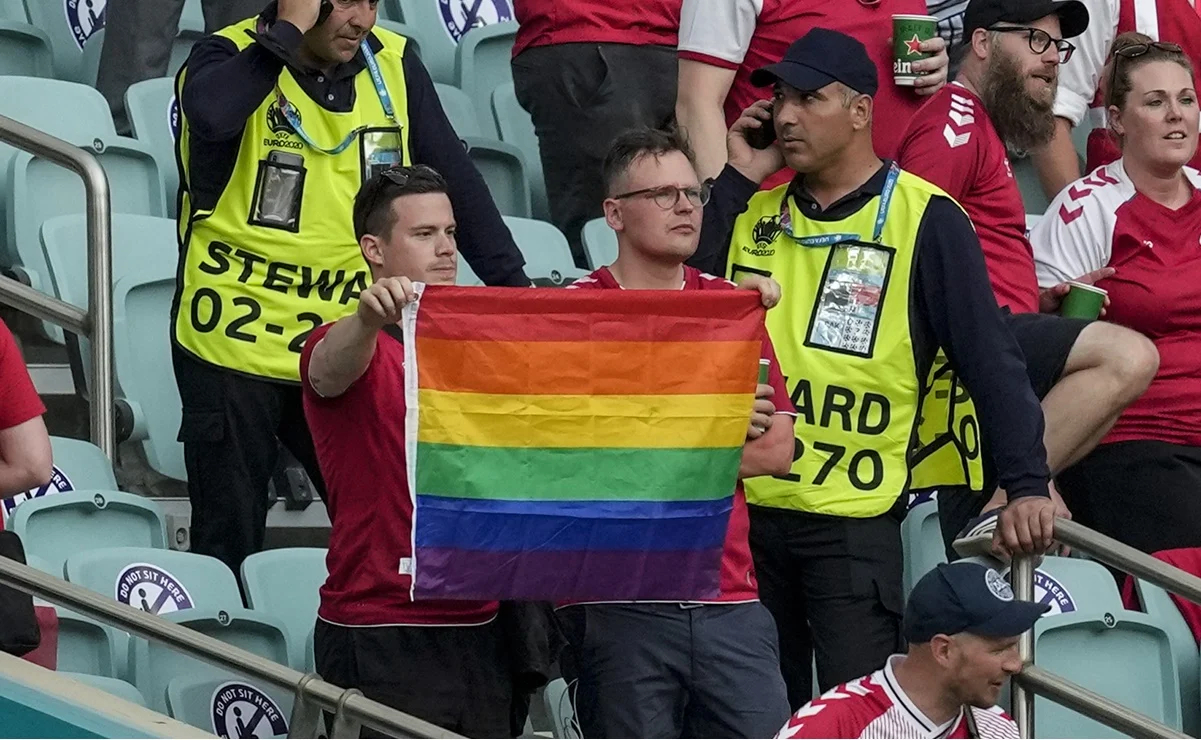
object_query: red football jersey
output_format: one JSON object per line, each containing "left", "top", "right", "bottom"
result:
{"left": 1031, "top": 160, "right": 1201, "bottom": 447}
{"left": 898, "top": 83, "right": 1041, "bottom": 313}
{"left": 0, "top": 318, "right": 44, "bottom": 430}
{"left": 512, "top": 0, "right": 681, "bottom": 56}
{"left": 301, "top": 324, "right": 499, "bottom": 627}
{"left": 564, "top": 265, "right": 795, "bottom": 604}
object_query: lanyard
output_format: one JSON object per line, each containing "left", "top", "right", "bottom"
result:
{"left": 784, "top": 163, "right": 901, "bottom": 247}
{"left": 275, "top": 40, "right": 401, "bottom": 155}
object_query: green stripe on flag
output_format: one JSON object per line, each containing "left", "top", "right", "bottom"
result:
{"left": 416, "top": 443, "right": 743, "bottom": 501}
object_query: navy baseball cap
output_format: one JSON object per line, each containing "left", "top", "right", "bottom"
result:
{"left": 904, "top": 562, "right": 1049, "bottom": 643}
{"left": 750, "top": 28, "right": 879, "bottom": 97}
{"left": 963, "top": 0, "right": 1090, "bottom": 39}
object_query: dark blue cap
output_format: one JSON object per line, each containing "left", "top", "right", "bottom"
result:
{"left": 904, "top": 562, "right": 1049, "bottom": 643}
{"left": 750, "top": 28, "right": 879, "bottom": 97}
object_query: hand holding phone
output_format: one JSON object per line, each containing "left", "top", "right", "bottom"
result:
{"left": 277, "top": 0, "right": 324, "bottom": 32}
{"left": 744, "top": 102, "right": 777, "bottom": 150}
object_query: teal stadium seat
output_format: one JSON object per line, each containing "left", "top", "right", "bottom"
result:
{"left": 543, "top": 677, "right": 579, "bottom": 739}
{"left": 124, "top": 78, "right": 180, "bottom": 216}
{"left": 901, "top": 498, "right": 945, "bottom": 597}
{"left": 166, "top": 674, "right": 294, "bottom": 738}
{"left": 378, "top": 0, "right": 404, "bottom": 22}
{"left": 240, "top": 548, "right": 328, "bottom": 670}
{"left": 492, "top": 82, "right": 549, "bottom": 220}
{"left": 131, "top": 608, "right": 291, "bottom": 713}
{"left": 22, "top": 0, "right": 104, "bottom": 82}
{"left": 0, "top": 21, "right": 54, "bottom": 77}
{"left": 376, "top": 19, "right": 426, "bottom": 61}
{"left": 0, "top": 436, "right": 118, "bottom": 528}
{"left": 0, "top": 3, "right": 27, "bottom": 22}
{"left": 52, "top": 610, "right": 120, "bottom": 678}
{"left": 61, "top": 673, "right": 147, "bottom": 707}
{"left": 454, "top": 22, "right": 517, "bottom": 138}
{"left": 456, "top": 251, "right": 482, "bottom": 286}
{"left": 581, "top": 217, "right": 618, "bottom": 271}
{"left": 8, "top": 490, "right": 168, "bottom": 576}
{"left": 1135, "top": 578, "right": 1201, "bottom": 736}
{"left": 434, "top": 83, "right": 531, "bottom": 217}
{"left": 503, "top": 216, "right": 586, "bottom": 284}
{"left": 396, "top": 0, "right": 515, "bottom": 84}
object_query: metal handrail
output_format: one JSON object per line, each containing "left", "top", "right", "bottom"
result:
{"left": 0, "top": 114, "right": 114, "bottom": 460}
{"left": 1010, "top": 517, "right": 1201, "bottom": 739}
{"left": 0, "top": 556, "right": 458, "bottom": 738}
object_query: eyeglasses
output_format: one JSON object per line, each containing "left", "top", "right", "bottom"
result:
{"left": 988, "top": 26, "right": 1076, "bottom": 63}
{"left": 611, "top": 182, "right": 712, "bottom": 210}
{"left": 1108, "top": 42, "right": 1184, "bottom": 105}
{"left": 361, "top": 164, "right": 441, "bottom": 228}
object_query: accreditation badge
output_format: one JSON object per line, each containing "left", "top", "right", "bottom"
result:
{"left": 806, "top": 242, "right": 894, "bottom": 358}
{"left": 360, "top": 127, "right": 404, "bottom": 181}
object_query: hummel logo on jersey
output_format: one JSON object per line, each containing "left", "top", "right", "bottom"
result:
{"left": 943, "top": 93, "right": 975, "bottom": 148}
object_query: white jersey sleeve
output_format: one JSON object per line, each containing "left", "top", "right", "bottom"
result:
{"left": 677, "top": 0, "right": 763, "bottom": 66}
{"left": 1052, "top": 0, "right": 1118, "bottom": 126}
{"left": 1029, "top": 160, "right": 1133, "bottom": 287}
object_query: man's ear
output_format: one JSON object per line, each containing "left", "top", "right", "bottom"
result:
{"left": 970, "top": 27, "right": 992, "bottom": 62}
{"left": 603, "top": 198, "right": 624, "bottom": 233}
{"left": 360, "top": 234, "right": 385, "bottom": 270}
{"left": 851, "top": 94, "right": 875, "bottom": 131}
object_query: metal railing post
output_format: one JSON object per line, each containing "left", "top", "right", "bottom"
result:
{"left": 1012, "top": 554, "right": 1036, "bottom": 738}
{"left": 0, "top": 115, "right": 115, "bottom": 460}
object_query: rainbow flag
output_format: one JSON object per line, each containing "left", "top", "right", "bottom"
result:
{"left": 402, "top": 286, "right": 766, "bottom": 602}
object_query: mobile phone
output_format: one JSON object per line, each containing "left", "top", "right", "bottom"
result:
{"left": 268, "top": 150, "right": 304, "bottom": 168}
{"left": 317, "top": 0, "right": 334, "bottom": 25}
{"left": 746, "top": 106, "right": 777, "bottom": 150}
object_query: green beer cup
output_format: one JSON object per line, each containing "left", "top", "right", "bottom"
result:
{"left": 1059, "top": 281, "right": 1108, "bottom": 320}
{"left": 758, "top": 358, "right": 771, "bottom": 385}
{"left": 893, "top": 15, "right": 937, "bottom": 86}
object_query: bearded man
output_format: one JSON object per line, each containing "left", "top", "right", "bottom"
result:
{"left": 897, "top": 0, "right": 1159, "bottom": 558}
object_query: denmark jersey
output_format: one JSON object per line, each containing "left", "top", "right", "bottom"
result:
{"left": 512, "top": 0, "right": 681, "bottom": 56}
{"left": 1031, "top": 160, "right": 1201, "bottom": 447}
{"left": 1055, "top": 0, "right": 1201, "bottom": 172}
{"left": 899, "top": 83, "right": 1040, "bottom": 313}
{"left": 776, "top": 656, "right": 1020, "bottom": 739}
{"left": 564, "top": 265, "right": 795, "bottom": 604}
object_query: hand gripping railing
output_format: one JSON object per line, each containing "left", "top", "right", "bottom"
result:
{"left": 0, "top": 556, "right": 459, "bottom": 738}
{"left": 0, "top": 113, "right": 114, "bottom": 460}
{"left": 1010, "top": 518, "right": 1201, "bottom": 739}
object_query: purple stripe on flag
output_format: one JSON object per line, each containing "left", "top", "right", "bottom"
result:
{"left": 412, "top": 547, "right": 726, "bottom": 601}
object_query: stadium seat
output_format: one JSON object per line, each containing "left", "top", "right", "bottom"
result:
{"left": 52, "top": 611, "right": 119, "bottom": 678}
{"left": 61, "top": 673, "right": 146, "bottom": 707}
{"left": 901, "top": 499, "right": 946, "bottom": 597}
{"left": 581, "top": 217, "right": 618, "bottom": 270}
{"left": 543, "top": 678, "right": 579, "bottom": 739}
{"left": 375, "top": 19, "right": 425, "bottom": 60}
{"left": 0, "top": 3, "right": 28, "bottom": 22}
{"left": 166, "top": 674, "right": 294, "bottom": 738}
{"left": 1032, "top": 611, "right": 1181, "bottom": 737}
{"left": 456, "top": 252, "right": 482, "bottom": 286}
{"left": 454, "top": 22, "right": 517, "bottom": 138}
{"left": 433, "top": 83, "right": 531, "bottom": 218}
{"left": 1016, "top": 556, "right": 1126, "bottom": 614}
{"left": 22, "top": 0, "right": 100, "bottom": 82}
{"left": 7, "top": 490, "right": 169, "bottom": 577}
{"left": 0, "top": 21, "right": 54, "bottom": 77}
{"left": 240, "top": 548, "right": 328, "bottom": 670}
{"left": 1026, "top": 213, "right": 1042, "bottom": 233}
{"left": 304, "top": 625, "right": 315, "bottom": 672}
{"left": 130, "top": 608, "right": 291, "bottom": 714}
{"left": 64, "top": 547, "right": 242, "bottom": 613}
{"left": 1135, "top": 578, "right": 1201, "bottom": 736}
{"left": 378, "top": 0, "right": 404, "bottom": 22}
{"left": 395, "top": 0, "right": 496, "bottom": 84}
{"left": 1012, "top": 155, "right": 1050, "bottom": 216}
{"left": 124, "top": 78, "right": 180, "bottom": 216}
{"left": 503, "top": 216, "right": 585, "bottom": 284}
{"left": 0, "top": 436, "right": 118, "bottom": 528}
{"left": 112, "top": 267, "right": 185, "bottom": 481}
{"left": 491, "top": 82, "right": 548, "bottom": 220}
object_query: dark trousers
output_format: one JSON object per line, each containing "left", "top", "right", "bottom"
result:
{"left": 558, "top": 602, "right": 790, "bottom": 738}
{"left": 748, "top": 503, "right": 906, "bottom": 710}
{"left": 1058, "top": 439, "right": 1201, "bottom": 554}
{"left": 96, "top": 0, "right": 266, "bottom": 133}
{"left": 172, "top": 345, "right": 325, "bottom": 576}
{"left": 314, "top": 618, "right": 514, "bottom": 738}
{"left": 512, "top": 43, "right": 677, "bottom": 267}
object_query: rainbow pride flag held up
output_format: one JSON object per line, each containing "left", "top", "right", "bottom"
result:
{"left": 402, "top": 285, "right": 766, "bottom": 602}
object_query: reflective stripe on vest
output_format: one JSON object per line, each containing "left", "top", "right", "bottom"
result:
{"left": 173, "top": 19, "right": 412, "bottom": 382}
{"left": 728, "top": 171, "right": 983, "bottom": 518}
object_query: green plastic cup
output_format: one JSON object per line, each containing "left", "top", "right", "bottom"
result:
{"left": 893, "top": 15, "right": 937, "bottom": 86}
{"left": 758, "top": 358, "right": 770, "bottom": 385}
{"left": 1059, "top": 281, "right": 1107, "bottom": 320}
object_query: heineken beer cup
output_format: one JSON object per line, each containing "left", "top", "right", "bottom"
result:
{"left": 893, "top": 15, "right": 937, "bottom": 86}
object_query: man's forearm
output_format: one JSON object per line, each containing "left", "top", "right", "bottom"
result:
{"left": 0, "top": 417, "right": 51, "bottom": 497}
{"left": 307, "top": 313, "right": 379, "bottom": 398}
{"left": 676, "top": 96, "right": 732, "bottom": 181}
{"left": 689, "top": 165, "right": 758, "bottom": 275}
{"left": 1031, "top": 118, "right": 1081, "bottom": 202}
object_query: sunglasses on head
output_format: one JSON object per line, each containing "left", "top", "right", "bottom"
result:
{"left": 1109, "top": 42, "right": 1184, "bottom": 103}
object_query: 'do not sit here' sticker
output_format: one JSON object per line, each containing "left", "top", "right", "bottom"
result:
{"left": 115, "top": 563, "right": 195, "bottom": 615}
{"left": 211, "top": 681, "right": 289, "bottom": 739}
{"left": 65, "top": 0, "right": 107, "bottom": 50}
{"left": 1002, "top": 567, "right": 1077, "bottom": 615}
{"left": 438, "top": 0, "right": 512, "bottom": 42}
{"left": 1, "top": 466, "right": 73, "bottom": 526}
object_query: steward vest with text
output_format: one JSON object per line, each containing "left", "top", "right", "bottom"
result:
{"left": 728, "top": 169, "right": 984, "bottom": 518}
{"left": 173, "top": 19, "right": 412, "bottom": 382}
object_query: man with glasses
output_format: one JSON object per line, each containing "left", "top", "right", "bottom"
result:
{"left": 897, "top": 0, "right": 1159, "bottom": 558}
{"left": 687, "top": 28, "right": 1060, "bottom": 708}
{"left": 172, "top": 0, "right": 530, "bottom": 577}
{"left": 559, "top": 127, "right": 795, "bottom": 738}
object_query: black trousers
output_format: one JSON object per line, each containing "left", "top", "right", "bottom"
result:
{"left": 557, "top": 602, "right": 790, "bottom": 738}
{"left": 511, "top": 43, "right": 677, "bottom": 267}
{"left": 748, "top": 502, "right": 906, "bottom": 710}
{"left": 172, "top": 345, "right": 326, "bottom": 576}
{"left": 314, "top": 618, "right": 514, "bottom": 738}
